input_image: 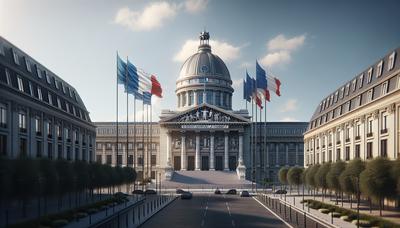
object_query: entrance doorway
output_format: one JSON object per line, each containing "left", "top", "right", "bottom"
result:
{"left": 229, "top": 156, "right": 237, "bottom": 171}
{"left": 215, "top": 156, "right": 223, "bottom": 170}
{"left": 187, "top": 156, "right": 195, "bottom": 170}
{"left": 201, "top": 156, "right": 209, "bottom": 170}
{"left": 174, "top": 156, "right": 181, "bottom": 170}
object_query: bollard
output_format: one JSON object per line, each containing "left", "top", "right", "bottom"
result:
{"left": 303, "top": 211, "right": 306, "bottom": 228}
{"left": 132, "top": 208, "right": 135, "bottom": 225}
{"left": 289, "top": 205, "right": 291, "bottom": 222}
{"left": 89, "top": 213, "right": 92, "bottom": 225}
{"left": 331, "top": 211, "right": 333, "bottom": 224}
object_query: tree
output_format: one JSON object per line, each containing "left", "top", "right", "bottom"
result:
{"left": 360, "top": 158, "right": 396, "bottom": 216}
{"left": 287, "top": 167, "right": 303, "bottom": 194}
{"left": 305, "top": 164, "right": 320, "bottom": 198}
{"left": 278, "top": 167, "right": 289, "bottom": 187}
{"left": 391, "top": 159, "right": 400, "bottom": 196}
{"left": 327, "top": 160, "right": 346, "bottom": 205}
{"left": 315, "top": 162, "right": 331, "bottom": 201}
{"left": 339, "top": 159, "right": 365, "bottom": 208}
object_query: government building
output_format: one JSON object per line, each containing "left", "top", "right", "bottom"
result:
{"left": 0, "top": 36, "right": 96, "bottom": 161}
{"left": 95, "top": 31, "right": 307, "bottom": 183}
{"left": 304, "top": 47, "right": 400, "bottom": 166}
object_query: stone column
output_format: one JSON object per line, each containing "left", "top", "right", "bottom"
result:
{"left": 210, "top": 132, "right": 215, "bottom": 170}
{"left": 185, "top": 91, "right": 189, "bottom": 107}
{"left": 238, "top": 133, "right": 243, "bottom": 165}
{"left": 295, "top": 143, "right": 299, "bottom": 165}
{"left": 112, "top": 144, "right": 116, "bottom": 167}
{"left": 275, "top": 143, "right": 279, "bottom": 167}
{"left": 195, "top": 133, "right": 200, "bottom": 170}
{"left": 194, "top": 91, "right": 198, "bottom": 106}
{"left": 122, "top": 144, "right": 127, "bottom": 167}
{"left": 102, "top": 146, "right": 106, "bottom": 164}
{"left": 166, "top": 132, "right": 172, "bottom": 167}
{"left": 224, "top": 131, "right": 229, "bottom": 171}
{"left": 181, "top": 134, "right": 186, "bottom": 170}
{"left": 285, "top": 144, "right": 289, "bottom": 166}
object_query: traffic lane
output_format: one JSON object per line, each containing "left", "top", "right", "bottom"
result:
{"left": 140, "top": 193, "right": 209, "bottom": 228}
{"left": 201, "top": 194, "right": 235, "bottom": 228}
{"left": 227, "top": 195, "right": 288, "bottom": 228}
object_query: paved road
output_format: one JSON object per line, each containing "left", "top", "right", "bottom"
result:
{"left": 141, "top": 193, "right": 288, "bottom": 228}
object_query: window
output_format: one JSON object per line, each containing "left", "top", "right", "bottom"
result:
{"left": 359, "top": 74, "right": 364, "bottom": 88}
{"left": 12, "top": 50, "right": 19, "bottom": 65}
{"left": 17, "top": 76, "right": 24, "bottom": 92}
{"left": 355, "top": 144, "right": 360, "bottom": 158}
{"left": 106, "top": 155, "right": 112, "bottom": 165}
{"left": 45, "top": 72, "right": 51, "bottom": 84}
{"left": 0, "top": 105, "right": 6, "bottom": 128}
{"left": 55, "top": 80, "right": 60, "bottom": 89}
{"left": 182, "top": 92, "right": 186, "bottom": 106}
{"left": 334, "top": 91, "right": 339, "bottom": 102}
{"left": 46, "top": 122, "right": 52, "bottom": 136}
{"left": 352, "top": 79, "right": 357, "bottom": 91}
{"left": 151, "top": 155, "right": 156, "bottom": 165}
{"left": 368, "top": 119, "right": 373, "bottom": 134}
{"left": 367, "top": 68, "right": 373, "bottom": 83}
{"left": 345, "top": 146, "right": 350, "bottom": 161}
{"left": 5, "top": 68, "right": 10, "bottom": 85}
{"left": 198, "top": 91, "right": 203, "bottom": 104}
{"left": 35, "top": 117, "right": 41, "bottom": 134}
{"left": 382, "top": 114, "right": 387, "bottom": 131}
{"left": 358, "top": 95, "right": 362, "bottom": 106}
{"left": 388, "top": 51, "right": 396, "bottom": 71}
{"left": 347, "top": 101, "right": 351, "bottom": 112}
{"left": 376, "top": 60, "right": 383, "bottom": 77}
{"left": 28, "top": 82, "right": 33, "bottom": 96}
{"left": 345, "top": 83, "right": 350, "bottom": 95}
{"left": 367, "top": 89, "right": 373, "bottom": 102}
{"left": 336, "top": 148, "right": 341, "bottom": 161}
{"left": 215, "top": 92, "right": 221, "bottom": 106}
{"left": 18, "top": 112, "right": 26, "bottom": 130}
{"left": 0, "top": 41, "right": 4, "bottom": 56}
{"left": 62, "top": 83, "right": 66, "bottom": 94}
{"left": 356, "top": 124, "right": 360, "bottom": 137}
{"left": 37, "top": 87, "right": 43, "bottom": 100}
{"left": 381, "top": 81, "right": 389, "bottom": 95}
{"left": 128, "top": 155, "right": 133, "bottom": 165}
{"left": 36, "top": 66, "right": 42, "bottom": 78}
{"left": 367, "top": 142, "right": 373, "bottom": 159}
{"left": 0, "top": 134, "right": 7, "bottom": 156}
{"left": 380, "top": 139, "right": 387, "bottom": 157}
{"left": 36, "top": 141, "right": 42, "bottom": 158}
{"left": 25, "top": 58, "right": 31, "bottom": 72}
{"left": 189, "top": 91, "right": 194, "bottom": 106}
{"left": 48, "top": 93, "right": 53, "bottom": 105}
{"left": 57, "top": 97, "right": 61, "bottom": 109}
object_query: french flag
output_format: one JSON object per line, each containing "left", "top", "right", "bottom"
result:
{"left": 127, "top": 60, "right": 163, "bottom": 99}
{"left": 267, "top": 76, "right": 281, "bottom": 96}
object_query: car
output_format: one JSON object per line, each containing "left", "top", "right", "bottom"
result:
{"left": 114, "top": 192, "right": 128, "bottom": 197}
{"left": 274, "top": 189, "right": 287, "bottom": 194}
{"left": 214, "top": 189, "right": 221, "bottom": 194}
{"left": 144, "top": 189, "right": 157, "bottom": 195}
{"left": 176, "top": 189, "right": 186, "bottom": 194}
{"left": 180, "top": 191, "right": 193, "bottom": 199}
{"left": 226, "top": 189, "right": 237, "bottom": 195}
{"left": 132, "top": 189, "right": 144, "bottom": 194}
{"left": 240, "top": 191, "right": 250, "bottom": 197}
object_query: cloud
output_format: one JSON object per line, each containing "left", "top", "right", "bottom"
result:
{"left": 259, "top": 34, "right": 306, "bottom": 67}
{"left": 114, "top": 2, "right": 177, "bottom": 31}
{"left": 174, "top": 39, "right": 241, "bottom": 62}
{"left": 239, "top": 61, "right": 252, "bottom": 69}
{"left": 184, "top": 0, "right": 208, "bottom": 13}
{"left": 280, "top": 117, "right": 299, "bottom": 122}
{"left": 280, "top": 99, "right": 298, "bottom": 112}
{"left": 231, "top": 78, "right": 242, "bottom": 89}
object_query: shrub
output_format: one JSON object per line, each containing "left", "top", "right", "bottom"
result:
{"left": 351, "top": 219, "right": 372, "bottom": 227}
{"left": 51, "top": 219, "right": 69, "bottom": 227}
{"left": 329, "top": 212, "right": 341, "bottom": 218}
{"left": 340, "top": 215, "right": 349, "bottom": 221}
{"left": 318, "top": 208, "right": 330, "bottom": 214}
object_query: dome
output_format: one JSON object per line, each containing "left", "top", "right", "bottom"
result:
{"left": 175, "top": 31, "right": 233, "bottom": 111}
{"left": 178, "top": 47, "right": 231, "bottom": 81}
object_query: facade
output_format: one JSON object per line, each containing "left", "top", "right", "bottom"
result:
{"left": 304, "top": 47, "right": 400, "bottom": 166}
{"left": 0, "top": 36, "right": 96, "bottom": 161}
{"left": 94, "top": 31, "right": 307, "bottom": 182}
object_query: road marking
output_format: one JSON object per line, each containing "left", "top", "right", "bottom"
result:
{"left": 253, "top": 197, "right": 294, "bottom": 228}
{"left": 224, "top": 196, "right": 235, "bottom": 227}
{"left": 201, "top": 219, "right": 205, "bottom": 227}
{"left": 201, "top": 193, "right": 210, "bottom": 226}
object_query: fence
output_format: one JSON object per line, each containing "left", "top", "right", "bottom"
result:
{"left": 256, "top": 194, "right": 338, "bottom": 228}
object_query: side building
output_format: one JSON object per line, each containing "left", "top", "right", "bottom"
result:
{"left": 304, "top": 47, "right": 400, "bottom": 166}
{"left": 0, "top": 36, "right": 96, "bottom": 161}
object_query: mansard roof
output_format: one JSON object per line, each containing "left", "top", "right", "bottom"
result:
{"left": 308, "top": 47, "right": 400, "bottom": 131}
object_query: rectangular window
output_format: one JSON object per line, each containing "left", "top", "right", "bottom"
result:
{"left": 368, "top": 119, "right": 373, "bottom": 134}
{"left": 380, "top": 139, "right": 387, "bottom": 157}
{"left": 25, "top": 58, "right": 31, "bottom": 72}
{"left": 356, "top": 124, "right": 360, "bottom": 137}
{"left": 376, "top": 60, "right": 383, "bottom": 77}
{"left": 0, "top": 41, "right": 4, "bottom": 56}
{"left": 17, "top": 76, "right": 24, "bottom": 92}
{"left": 28, "top": 82, "right": 33, "bottom": 96}
{"left": 345, "top": 84, "right": 350, "bottom": 95}
{"left": 367, "top": 89, "right": 373, "bottom": 102}
{"left": 381, "top": 81, "right": 389, "bottom": 95}
{"left": 36, "top": 66, "right": 42, "bottom": 78}
{"left": 48, "top": 93, "right": 53, "bottom": 105}
{"left": 352, "top": 79, "right": 357, "bottom": 91}
{"left": 35, "top": 117, "right": 41, "bottom": 133}
{"left": 37, "top": 87, "right": 43, "bottom": 100}
{"left": 0, "top": 134, "right": 7, "bottom": 156}
{"left": 45, "top": 72, "right": 51, "bottom": 84}
{"left": 388, "top": 51, "right": 396, "bottom": 71}
{"left": 359, "top": 74, "right": 364, "bottom": 88}
{"left": 46, "top": 122, "right": 52, "bottom": 136}
{"left": 128, "top": 155, "right": 133, "bottom": 165}
{"left": 57, "top": 97, "right": 61, "bottom": 109}
{"left": 367, "top": 68, "right": 373, "bottom": 83}
{"left": 106, "top": 155, "right": 112, "bottom": 165}
{"left": 12, "top": 50, "right": 19, "bottom": 65}
{"left": 5, "top": 68, "right": 11, "bottom": 85}
{"left": 151, "top": 155, "right": 156, "bottom": 165}
{"left": 336, "top": 148, "right": 341, "bottom": 161}
{"left": 382, "top": 114, "right": 387, "bottom": 131}
{"left": 0, "top": 105, "right": 6, "bottom": 127}
{"left": 96, "top": 155, "right": 102, "bottom": 163}
{"left": 345, "top": 146, "right": 350, "bottom": 161}
{"left": 18, "top": 112, "right": 26, "bottom": 130}
{"left": 367, "top": 142, "right": 373, "bottom": 159}
{"left": 355, "top": 144, "right": 360, "bottom": 158}
{"left": 36, "top": 140, "right": 42, "bottom": 158}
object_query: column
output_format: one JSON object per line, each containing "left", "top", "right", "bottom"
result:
{"left": 122, "top": 144, "right": 127, "bottom": 167}
{"left": 210, "top": 132, "right": 215, "bottom": 170}
{"left": 181, "top": 134, "right": 186, "bottom": 170}
{"left": 185, "top": 91, "right": 189, "bottom": 107}
{"left": 194, "top": 91, "right": 198, "bottom": 106}
{"left": 112, "top": 144, "right": 116, "bottom": 167}
{"left": 285, "top": 144, "right": 289, "bottom": 166}
{"left": 295, "top": 143, "right": 299, "bottom": 165}
{"left": 195, "top": 133, "right": 200, "bottom": 170}
{"left": 275, "top": 143, "right": 279, "bottom": 167}
{"left": 224, "top": 131, "right": 229, "bottom": 171}
{"left": 166, "top": 132, "right": 172, "bottom": 166}
{"left": 238, "top": 133, "right": 243, "bottom": 166}
{"left": 102, "top": 146, "right": 106, "bottom": 164}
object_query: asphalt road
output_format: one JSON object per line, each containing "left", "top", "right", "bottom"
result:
{"left": 140, "top": 193, "right": 289, "bottom": 228}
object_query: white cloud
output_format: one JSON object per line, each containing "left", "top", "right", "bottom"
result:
{"left": 259, "top": 34, "right": 306, "bottom": 68}
{"left": 232, "top": 78, "right": 242, "bottom": 89}
{"left": 174, "top": 39, "right": 241, "bottom": 62}
{"left": 280, "top": 99, "right": 298, "bottom": 112}
{"left": 239, "top": 61, "right": 252, "bottom": 69}
{"left": 280, "top": 117, "right": 299, "bottom": 122}
{"left": 267, "top": 34, "right": 306, "bottom": 52}
{"left": 184, "top": 0, "right": 208, "bottom": 13}
{"left": 114, "top": 2, "right": 177, "bottom": 31}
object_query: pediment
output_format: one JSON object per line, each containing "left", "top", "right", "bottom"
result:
{"left": 159, "top": 103, "right": 250, "bottom": 124}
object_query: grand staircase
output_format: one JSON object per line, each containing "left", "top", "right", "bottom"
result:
{"left": 161, "top": 170, "right": 253, "bottom": 189}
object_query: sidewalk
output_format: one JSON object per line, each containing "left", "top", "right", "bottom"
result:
{"left": 272, "top": 190, "right": 400, "bottom": 226}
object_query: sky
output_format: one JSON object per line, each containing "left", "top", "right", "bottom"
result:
{"left": 1, "top": 0, "right": 400, "bottom": 122}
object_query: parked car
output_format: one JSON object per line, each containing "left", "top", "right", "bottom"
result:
{"left": 274, "top": 189, "right": 287, "bottom": 194}
{"left": 214, "top": 189, "right": 221, "bottom": 194}
{"left": 240, "top": 191, "right": 250, "bottom": 197}
{"left": 114, "top": 192, "right": 128, "bottom": 198}
{"left": 176, "top": 189, "right": 186, "bottom": 194}
{"left": 181, "top": 191, "right": 193, "bottom": 199}
{"left": 145, "top": 189, "right": 157, "bottom": 195}
{"left": 226, "top": 189, "right": 237, "bottom": 195}
{"left": 132, "top": 190, "right": 144, "bottom": 194}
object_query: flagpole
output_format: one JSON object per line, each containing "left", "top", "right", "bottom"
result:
{"left": 116, "top": 52, "right": 119, "bottom": 167}
{"left": 142, "top": 101, "right": 145, "bottom": 191}
{"left": 150, "top": 103, "right": 153, "bottom": 181}
{"left": 251, "top": 98, "right": 254, "bottom": 192}
{"left": 126, "top": 57, "right": 129, "bottom": 169}
{"left": 133, "top": 97, "right": 136, "bottom": 190}
{"left": 264, "top": 99, "right": 267, "bottom": 187}
{"left": 146, "top": 103, "right": 150, "bottom": 179}
{"left": 255, "top": 101, "right": 258, "bottom": 193}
